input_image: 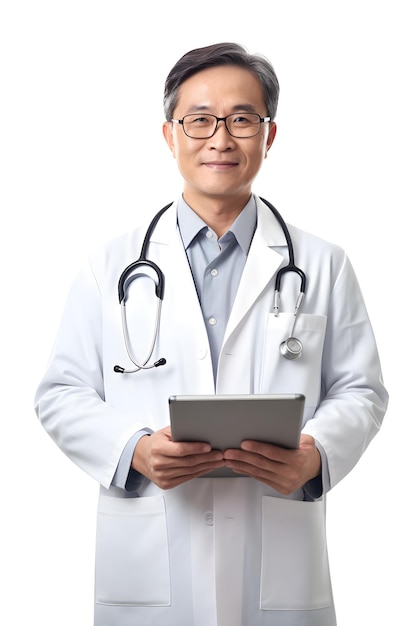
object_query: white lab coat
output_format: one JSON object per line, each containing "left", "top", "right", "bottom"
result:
{"left": 35, "top": 196, "right": 388, "bottom": 626}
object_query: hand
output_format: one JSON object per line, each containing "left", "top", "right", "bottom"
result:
{"left": 223, "top": 434, "right": 321, "bottom": 494}
{"left": 132, "top": 426, "right": 225, "bottom": 490}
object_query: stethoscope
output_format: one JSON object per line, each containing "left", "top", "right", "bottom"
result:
{"left": 114, "top": 198, "right": 306, "bottom": 374}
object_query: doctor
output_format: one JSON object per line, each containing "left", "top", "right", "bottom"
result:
{"left": 35, "top": 42, "right": 388, "bottom": 626}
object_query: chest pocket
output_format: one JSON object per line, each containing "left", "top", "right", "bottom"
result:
{"left": 260, "top": 313, "right": 327, "bottom": 414}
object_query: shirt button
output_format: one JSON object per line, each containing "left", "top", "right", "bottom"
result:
{"left": 208, "top": 317, "right": 217, "bottom": 326}
{"left": 203, "top": 511, "right": 214, "bottom": 526}
{"left": 206, "top": 230, "right": 213, "bottom": 239}
{"left": 210, "top": 268, "right": 218, "bottom": 277}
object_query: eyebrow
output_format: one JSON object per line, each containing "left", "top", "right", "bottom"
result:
{"left": 185, "top": 103, "right": 259, "bottom": 114}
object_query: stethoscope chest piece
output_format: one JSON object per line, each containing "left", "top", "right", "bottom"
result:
{"left": 280, "top": 337, "right": 303, "bottom": 360}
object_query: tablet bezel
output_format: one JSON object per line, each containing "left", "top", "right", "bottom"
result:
{"left": 169, "top": 393, "right": 305, "bottom": 478}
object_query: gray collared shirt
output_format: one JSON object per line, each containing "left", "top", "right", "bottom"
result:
{"left": 177, "top": 194, "right": 257, "bottom": 380}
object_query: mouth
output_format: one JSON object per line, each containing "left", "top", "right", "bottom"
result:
{"left": 203, "top": 161, "right": 238, "bottom": 171}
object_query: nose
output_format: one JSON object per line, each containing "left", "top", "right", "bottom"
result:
{"left": 209, "top": 119, "right": 234, "bottom": 148}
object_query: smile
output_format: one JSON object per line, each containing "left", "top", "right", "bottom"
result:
{"left": 203, "top": 161, "right": 238, "bottom": 170}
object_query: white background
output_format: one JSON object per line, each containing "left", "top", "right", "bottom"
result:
{"left": 1, "top": 1, "right": 416, "bottom": 624}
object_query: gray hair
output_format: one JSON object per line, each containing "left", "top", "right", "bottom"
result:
{"left": 163, "top": 42, "right": 280, "bottom": 121}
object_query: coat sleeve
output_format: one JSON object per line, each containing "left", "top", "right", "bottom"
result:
{"left": 302, "top": 251, "right": 389, "bottom": 490}
{"left": 34, "top": 257, "right": 150, "bottom": 489}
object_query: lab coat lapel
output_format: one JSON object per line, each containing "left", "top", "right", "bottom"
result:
{"left": 150, "top": 200, "right": 201, "bottom": 311}
{"left": 224, "top": 199, "right": 286, "bottom": 342}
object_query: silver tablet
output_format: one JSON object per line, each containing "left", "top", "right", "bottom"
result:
{"left": 169, "top": 393, "right": 305, "bottom": 478}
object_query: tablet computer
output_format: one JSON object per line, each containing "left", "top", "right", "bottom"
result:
{"left": 169, "top": 393, "right": 305, "bottom": 478}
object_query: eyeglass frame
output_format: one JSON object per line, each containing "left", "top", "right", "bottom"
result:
{"left": 171, "top": 112, "right": 271, "bottom": 139}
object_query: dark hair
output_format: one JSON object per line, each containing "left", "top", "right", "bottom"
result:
{"left": 163, "top": 42, "right": 280, "bottom": 121}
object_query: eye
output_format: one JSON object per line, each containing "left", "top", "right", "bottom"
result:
{"left": 187, "top": 115, "right": 213, "bottom": 126}
{"left": 231, "top": 113, "right": 258, "bottom": 126}
{"left": 234, "top": 115, "right": 251, "bottom": 123}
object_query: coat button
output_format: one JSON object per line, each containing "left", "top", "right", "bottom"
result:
{"left": 203, "top": 511, "right": 214, "bottom": 526}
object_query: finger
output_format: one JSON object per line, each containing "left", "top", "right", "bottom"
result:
{"left": 167, "top": 440, "right": 216, "bottom": 458}
{"left": 152, "top": 457, "right": 226, "bottom": 489}
{"left": 240, "top": 440, "right": 292, "bottom": 461}
{"left": 151, "top": 449, "right": 224, "bottom": 475}
{"left": 224, "top": 447, "right": 279, "bottom": 469}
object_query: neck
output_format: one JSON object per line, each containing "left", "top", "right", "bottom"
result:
{"left": 182, "top": 192, "right": 252, "bottom": 238}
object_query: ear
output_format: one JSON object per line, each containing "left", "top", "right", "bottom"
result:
{"left": 162, "top": 121, "right": 176, "bottom": 157}
{"left": 265, "top": 121, "right": 277, "bottom": 157}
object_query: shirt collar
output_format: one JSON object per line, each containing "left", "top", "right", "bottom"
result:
{"left": 177, "top": 195, "right": 257, "bottom": 255}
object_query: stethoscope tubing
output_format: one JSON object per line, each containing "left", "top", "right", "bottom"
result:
{"left": 259, "top": 197, "right": 307, "bottom": 297}
{"left": 117, "top": 202, "right": 173, "bottom": 304}
{"left": 115, "top": 198, "right": 307, "bottom": 372}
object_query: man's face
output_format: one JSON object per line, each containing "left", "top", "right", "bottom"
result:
{"left": 163, "top": 65, "right": 276, "bottom": 207}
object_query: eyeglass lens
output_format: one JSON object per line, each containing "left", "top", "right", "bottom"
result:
{"left": 182, "top": 113, "right": 262, "bottom": 138}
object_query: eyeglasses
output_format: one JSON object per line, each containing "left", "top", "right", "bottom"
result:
{"left": 171, "top": 113, "right": 271, "bottom": 139}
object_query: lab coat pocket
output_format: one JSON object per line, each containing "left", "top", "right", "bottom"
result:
{"left": 260, "top": 496, "right": 331, "bottom": 610}
{"left": 260, "top": 313, "right": 326, "bottom": 409}
{"left": 95, "top": 495, "right": 171, "bottom": 606}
